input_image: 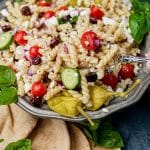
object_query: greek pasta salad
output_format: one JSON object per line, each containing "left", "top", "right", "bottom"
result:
{"left": 0, "top": 0, "right": 149, "bottom": 120}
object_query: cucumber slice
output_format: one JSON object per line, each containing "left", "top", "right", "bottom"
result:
{"left": 61, "top": 67, "right": 81, "bottom": 90}
{"left": 0, "top": 32, "right": 13, "bottom": 50}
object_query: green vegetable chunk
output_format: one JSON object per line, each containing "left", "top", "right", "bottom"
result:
{"left": 61, "top": 67, "right": 81, "bottom": 90}
{"left": 5, "top": 139, "right": 31, "bottom": 150}
{"left": 0, "top": 32, "right": 13, "bottom": 50}
{"left": 0, "top": 65, "right": 16, "bottom": 86}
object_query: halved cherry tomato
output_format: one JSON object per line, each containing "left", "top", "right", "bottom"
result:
{"left": 37, "top": 0, "right": 52, "bottom": 7}
{"left": 119, "top": 64, "right": 135, "bottom": 79}
{"left": 102, "top": 72, "right": 118, "bottom": 89}
{"left": 29, "top": 45, "right": 42, "bottom": 59}
{"left": 44, "top": 11, "right": 55, "bottom": 19}
{"left": 31, "top": 81, "right": 47, "bottom": 97}
{"left": 58, "top": 6, "right": 68, "bottom": 11}
{"left": 14, "top": 30, "right": 27, "bottom": 45}
{"left": 81, "top": 31, "right": 100, "bottom": 50}
{"left": 90, "top": 5, "right": 104, "bottom": 20}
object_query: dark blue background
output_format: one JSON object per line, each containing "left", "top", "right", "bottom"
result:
{"left": 112, "top": 88, "right": 150, "bottom": 150}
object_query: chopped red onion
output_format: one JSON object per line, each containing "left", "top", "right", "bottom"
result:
{"left": 57, "top": 81, "right": 65, "bottom": 89}
{"left": 64, "top": 43, "right": 69, "bottom": 54}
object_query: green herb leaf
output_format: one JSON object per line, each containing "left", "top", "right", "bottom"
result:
{"left": 45, "top": 0, "right": 51, "bottom": 2}
{"left": 97, "top": 121, "right": 124, "bottom": 148}
{"left": 0, "top": 65, "right": 16, "bottom": 86}
{"left": 79, "top": 120, "right": 124, "bottom": 148}
{"left": 131, "top": 0, "right": 150, "bottom": 14}
{"left": 69, "top": 16, "right": 78, "bottom": 24}
{"left": 58, "top": 16, "right": 78, "bottom": 25}
{"left": 0, "top": 139, "right": 4, "bottom": 143}
{"left": 0, "top": 86, "right": 18, "bottom": 105}
{"left": 5, "top": 139, "right": 31, "bottom": 150}
{"left": 129, "top": 0, "right": 150, "bottom": 44}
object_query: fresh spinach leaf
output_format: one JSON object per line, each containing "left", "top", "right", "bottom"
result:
{"left": 0, "top": 139, "right": 4, "bottom": 143}
{"left": 0, "top": 86, "right": 18, "bottom": 105}
{"left": 0, "top": 65, "right": 16, "bottom": 86}
{"left": 5, "top": 139, "right": 31, "bottom": 150}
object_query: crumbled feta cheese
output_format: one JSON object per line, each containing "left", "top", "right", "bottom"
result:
{"left": 102, "top": 17, "right": 116, "bottom": 25}
{"left": 122, "top": 0, "right": 132, "bottom": 10}
{"left": 80, "top": 9, "right": 90, "bottom": 16}
{"left": 16, "top": 72, "right": 22, "bottom": 80}
{"left": 120, "top": 17, "right": 134, "bottom": 43}
{"left": 70, "top": 10, "right": 79, "bottom": 17}
{"left": 58, "top": 10, "right": 70, "bottom": 17}
{"left": 22, "top": 21, "right": 29, "bottom": 29}
{"left": 0, "top": 9, "right": 9, "bottom": 17}
{"left": 24, "top": 82, "right": 31, "bottom": 93}
{"left": 45, "top": 16, "right": 58, "bottom": 26}
{"left": 15, "top": 46, "right": 24, "bottom": 58}
{"left": 134, "top": 65, "right": 140, "bottom": 75}
{"left": 116, "top": 87, "right": 124, "bottom": 93}
{"left": 102, "top": 108, "right": 109, "bottom": 113}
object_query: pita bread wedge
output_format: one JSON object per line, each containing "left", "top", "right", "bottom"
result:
{"left": 0, "top": 104, "right": 37, "bottom": 150}
{"left": 29, "top": 119, "right": 70, "bottom": 150}
{"left": 69, "top": 124, "right": 91, "bottom": 150}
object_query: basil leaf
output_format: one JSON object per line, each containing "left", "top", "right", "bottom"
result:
{"left": 5, "top": 139, "right": 31, "bottom": 150}
{"left": 79, "top": 120, "right": 124, "bottom": 148}
{"left": 129, "top": 13, "right": 148, "bottom": 44}
{"left": 69, "top": 16, "right": 78, "bottom": 24}
{"left": 131, "top": 0, "right": 150, "bottom": 14}
{"left": 0, "top": 65, "right": 16, "bottom": 86}
{"left": 0, "top": 86, "right": 18, "bottom": 105}
{"left": 0, "top": 139, "right": 4, "bottom": 143}
{"left": 129, "top": 0, "right": 150, "bottom": 44}
{"left": 97, "top": 121, "right": 124, "bottom": 148}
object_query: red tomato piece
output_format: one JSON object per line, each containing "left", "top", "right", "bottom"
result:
{"left": 29, "top": 45, "right": 42, "bottom": 59}
{"left": 90, "top": 5, "right": 104, "bottom": 20}
{"left": 31, "top": 81, "right": 47, "bottom": 97}
{"left": 14, "top": 30, "right": 27, "bottom": 45}
{"left": 37, "top": 0, "right": 52, "bottom": 7}
{"left": 44, "top": 11, "right": 55, "bottom": 19}
{"left": 102, "top": 73, "right": 118, "bottom": 89}
{"left": 119, "top": 64, "right": 135, "bottom": 79}
{"left": 81, "top": 31, "right": 100, "bottom": 50}
{"left": 58, "top": 6, "right": 68, "bottom": 11}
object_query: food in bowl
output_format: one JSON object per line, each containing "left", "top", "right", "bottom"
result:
{"left": 0, "top": 0, "right": 145, "bottom": 120}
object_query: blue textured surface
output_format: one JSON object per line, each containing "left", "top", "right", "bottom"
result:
{"left": 112, "top": 90, "right": 150, "bottom": 150}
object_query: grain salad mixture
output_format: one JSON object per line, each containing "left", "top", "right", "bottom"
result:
{"left": 0, "top": 0, "right": 142, "bottom": 117}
